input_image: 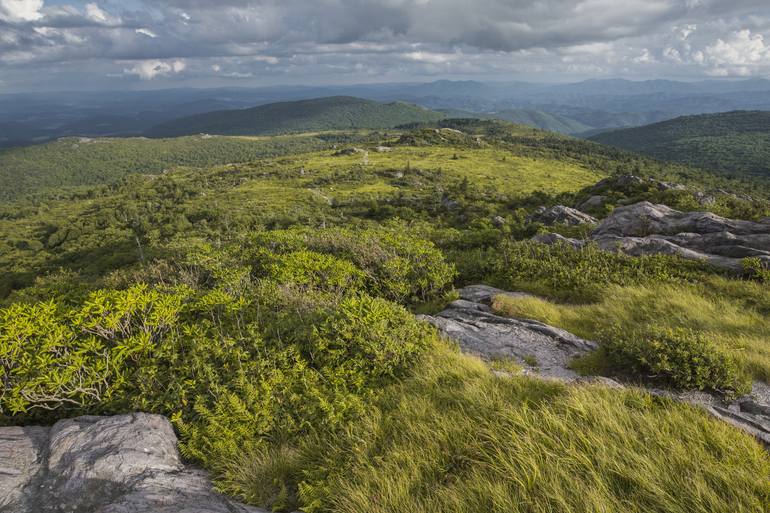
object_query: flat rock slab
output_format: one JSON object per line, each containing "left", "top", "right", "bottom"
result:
{"left": 421, "top": 287, "right": 597, "bottom": 381}
{"left": 0, "top": 413, "right": 265, "bottom": 513}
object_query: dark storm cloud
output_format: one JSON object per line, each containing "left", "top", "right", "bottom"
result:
{"left": 1, "top": 0, "right": 769, "bottom": 90}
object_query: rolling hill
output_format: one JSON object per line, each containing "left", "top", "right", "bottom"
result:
{"left": 145, "top": 96, "right": 446, "bottom": 137}
{"left": 589, "top": 111, "right": 770, "bottom": 177}
{"left": 492, "top": 109, "right": 591, "bottom": 134}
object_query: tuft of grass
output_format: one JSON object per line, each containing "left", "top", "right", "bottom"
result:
{"left": 224, "top": 345, "right": 770, "bottom": 512}
{"left": 489, "top": 356, "right": 524, "bottom": 375}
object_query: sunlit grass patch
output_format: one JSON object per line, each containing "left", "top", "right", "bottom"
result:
{"left": 492, "top": 281, "right": 770, "bottom": 386}
{"left": 223, "top": 345, "right": 770, "bottom": 513}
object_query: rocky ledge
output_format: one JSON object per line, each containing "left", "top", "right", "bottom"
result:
{"left": 421, "top": 285, "right": 770, "bottom": 446}
{"left": 534, "top": 201, "right": 770, "bottom": 271}
{"left": 0, "top": 413, "right": 265, "bottom": 513}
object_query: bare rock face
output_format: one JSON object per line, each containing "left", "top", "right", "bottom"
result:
{"left": 419, "top": 285, "right": 598, "bottom": 381}
{"left": 577, "top": 195, "right": 606, "bottom": 211}
{"left": 0, "top": 413, "right": 265, "bottom": 513}
{"left": 592, "top": 202, "right": 770, "bottom": 270}
{"left": 535, "top": 201, "right": 770, "bottom": 271}
{"left": 528, "top": 205, "right": 597, "bottom": 226}
{"left": 531, "top": 232, "right": 585, "bottom": 250}
{"left": 592, "top": 201, "right": 770, "bottom": 239}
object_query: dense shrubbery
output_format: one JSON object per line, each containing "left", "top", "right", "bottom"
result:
{"left": 600, "top": 327, "right": 750, "bottom": 396}
{"left": 0, "top": 226, "right": 448, "bottom": 495}
{"left": 250, "top": 227, "right": 457, "bottom": 303}
{"left": 491, "top": 240, "right": 708, "bottom": 302}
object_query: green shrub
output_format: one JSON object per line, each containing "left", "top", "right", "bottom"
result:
{"left": 251, "top": 227, "right": 456, "bottom": 303}
{"left": 0, "top": 284, "right": 188, "bottom": 418}
{"left": 743, "top": 257, "right": 770, "bottom": 283}
{"left": 601, "top": 326, "right": 750, "bottom": 396}
{"left": 265, "top": 250, "right": 366, "bottom": 294}
{"left": 176, "top": 293, "right": 437, "bottom": 477}
{"left": 492, "top": 240, "right": 709, "bottom": 302}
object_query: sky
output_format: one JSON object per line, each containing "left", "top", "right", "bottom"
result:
{"left": 1, "top": 0, "right": 770, "bottom": 92}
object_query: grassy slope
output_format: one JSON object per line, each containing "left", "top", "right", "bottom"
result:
{"left": 590, "top": 111, "right": 770, "bottom": 177}
{"left": 146, "top": 96, "right": 446, "bottom": 137}
{"left": 227, "top": 344, "right": 770, "bottom": 513}
{"left": 493, "top": 279, "right": 770, "bottom": 383}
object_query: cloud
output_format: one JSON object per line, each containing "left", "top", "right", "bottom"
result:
{"left": 123, "top": 59, "right": 186, "bottom": 80}
{"left": 135, "top": 28, "right": 157, "bottom": 38}
{"left": 0, "top": 0, "right": 43, "bottom": 22}
{"left": 704, "top": 29, "right": 770, "bottom": 66}
{"left": 2, "top": 0, "right": 770, "bottom": 89}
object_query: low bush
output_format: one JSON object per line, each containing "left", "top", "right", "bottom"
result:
{"left": 743, "top": 257, "right": 770, "bottom": 283}
{"left": 250, "top": 227, "right": 456, "bottom": 303}
{"left": 491, "top": 240, "right": 710, "bottom": 302}
{"left": 600, "top": 326, "right": 750, "bottom": 396}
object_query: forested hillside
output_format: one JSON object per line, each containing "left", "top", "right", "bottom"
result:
{"left": 590, "top": 111, "right": 770, "bottom": 177}
{"left": 146, "top": 96, "right": 446, "bottom": 137}
{"left": 493, "top": 109, "right": 591, "bottom": 134}
{"left": 2, "top": 120, "right": 770, "bottom": 512}
{"left": 0, "top": 132, "right": 371, "bottom": 201}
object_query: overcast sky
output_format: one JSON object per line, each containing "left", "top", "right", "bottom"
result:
{"left": 1, "top": 0, "right": 770, "bottom": 91}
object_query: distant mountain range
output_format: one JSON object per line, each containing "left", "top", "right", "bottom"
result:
{"left": 4, "top": 78, "right": 770, "bottom": 146}
{"left": 589, "top": 111, "right": 770, "bottom": 177}
{"left": 145, "top": 96, "right": 445, "bottom": 137}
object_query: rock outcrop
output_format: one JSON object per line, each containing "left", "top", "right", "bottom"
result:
{"left": 535, "top": 201, "right": 770, "bottom": 271}
{"left": 420, "top": 285, "right": 598, "bottom": 381}
{"left": 422, "top": 285, "right": 770, "bottom": 446}
{"left": 528, "top": 205, "right": 597, "bottom": 226}
{"left": 0, "top": 413, "right": 265, "bottom": 513}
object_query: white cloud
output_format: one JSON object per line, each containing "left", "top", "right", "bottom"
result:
{"left": 123, "top": 59, "right": 186, "bottom": 80}
{"left": 135, "top": 28, "right": 158, "bottom": 38}
{"left": 85, "top": 2, "right": 107, "bottom": 22}
{"left": 663, "top": 47, "right": 682, "bottom": 63}
{"left": 704, "top": 29, "right": 770, "bottom": 66}
{"left": 0, "top": 0, "right": 43, "bottom": 22}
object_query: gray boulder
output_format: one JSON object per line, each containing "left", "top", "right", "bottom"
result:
{"left": 528, "top": 205, "right": 597, "bottom": 226}
{"left": 0, "top": 413, "right": 265, "bottom": 513}
{"left": 531, "top": 232, "right": 585, "bottom": 249}
{"left": 578, "top": 195, "right": 606, "bottom": 211}
{"left": 590, "top": 174, "right": 645, "bottom": 192}
{"left": 593, "top": 202, "right": 770, "bottom": 239}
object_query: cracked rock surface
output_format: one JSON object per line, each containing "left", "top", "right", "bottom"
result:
{"left": 535, "top": 201, "right": 770, "bottom": 271}
{"left": 0, "top": 413, "right": 265, "bottom": 513}
{"left": 419, "top": 285, "right": 598, "bottom": 381}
